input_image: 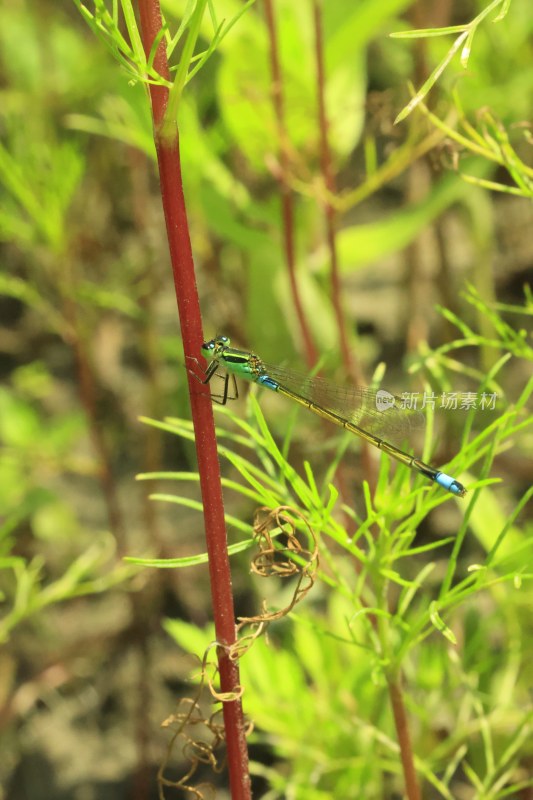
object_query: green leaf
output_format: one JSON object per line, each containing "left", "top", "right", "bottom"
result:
{"left": 124, "top": 535, "right": 256, "bottom": 569}
{"left": 394, "top": 30, "right": 469, "bottom": 123}
{"left": 163, "top": 617, "right": 214, "bottom": 656}
{"left": 429, "top": 601, "right": 457, "bottom": 644}
{"left": 335, "top": 171, "right": 469, "bottom": 272}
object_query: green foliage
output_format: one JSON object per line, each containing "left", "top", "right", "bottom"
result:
{"left": 141, "top": 290, "right": 532, "bottom": 797}
{"left": 0, "top": 374, "right": 135, "bottom": 643}
{"left": 335, "top": 171, "right": 482, "bottom": 272}
{"left": 1, "top": 0, "right": 532, "bottom": 796}
{"left": 392, "top": 0, "right": 516, "bottom": 122}
{"left": 216, "top": 0, "right": 369, "bottom": 169}
{"left": 0, "top": 532, "right": 133, "bottom": 644}
{"left": 391, "top": 0, "right": 533, "bottom": 196}
{"left": 169, "top": 589, "right": 533, "bottom": 799}
{"left": 60, "top": 0, "right": 533, "bottom": 357}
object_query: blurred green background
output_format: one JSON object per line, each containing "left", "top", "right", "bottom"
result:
{"left": 0, "top": 0, "right": 532, "bottom": 798}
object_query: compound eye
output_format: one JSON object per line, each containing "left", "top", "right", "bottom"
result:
{"left": 219, "top": 335, "right": 229, "bottom": 344}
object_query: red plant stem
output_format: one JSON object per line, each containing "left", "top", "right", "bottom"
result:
{"left": 311, "top": 1, "right": 362, "bottom": 387}
{"left": 388, "top": 677, "right": 421, "bottom": 800}
{"left": 311, "top": 2, "right": 377, "bottom": 497}
{"left": 137, "top": 3, "right": 251, "bottom": 797}
{"left": 263, "top": 0, "right": 318, "bottom": 368}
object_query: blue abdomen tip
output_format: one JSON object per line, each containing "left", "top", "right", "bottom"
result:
{"left": 435, "top": 472, "right": 466, "bottom": 496}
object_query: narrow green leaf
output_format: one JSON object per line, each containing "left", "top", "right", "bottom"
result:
{"left": 429, "top": 602, "right": 457, "bottom": 644}
{"left": 124, "top": 536, "right": 256, "bottom": 568}
{"left": 390, "top": 25, "right": 468, "bottom": 38}
{"left": 395, "top": 30, "right": 469, "bottom": 123}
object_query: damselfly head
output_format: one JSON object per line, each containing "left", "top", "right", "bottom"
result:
{"left": 202, "top": 335, "right": 230, "bottom": 358}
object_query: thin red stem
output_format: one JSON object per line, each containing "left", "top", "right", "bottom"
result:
{"left": 263, "top": 0, "right": 318, "bottom": 368}
{"left": 312, "top": 1, "right": 361, "bottom": 384}
{"left": 388, "top": 677, "right": 421, "bottom": 800}
{"left": 137, "top": 3, "right": 251, "bottom": 797}
{"left": 312, "top": 2, "right": 377, "bottom": 496}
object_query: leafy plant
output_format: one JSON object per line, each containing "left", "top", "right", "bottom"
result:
{"left": 1, "top": 0, "right": 531, "bottom": 797}
{"left": 132, "top": 288, "right": 533, "bottom": 798}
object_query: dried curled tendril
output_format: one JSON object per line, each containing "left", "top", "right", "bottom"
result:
{"left": 157, "top": 650, "right": 251, "bottom": 800}
{"left": 158, "top": 506, "right": 318, "bottom": 799}
{"left": 158, "top": 699, "right": 222, "bottom": 799}
{"left": 236, "top": 505, "right": 319, "bottom": 627}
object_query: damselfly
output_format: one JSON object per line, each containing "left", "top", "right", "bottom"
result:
{"left": 200, "top": 335, "right": 467, "bottom": 497}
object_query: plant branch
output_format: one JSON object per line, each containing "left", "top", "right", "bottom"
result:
{"left": 263, "top": 0, "right": 317, "bottom": 367}
{"left": 311, "top": 1, "right": 361, "bottom": 385}
{"left": 311, "top": 0, "right": 376, "bottom": 499}
{"left": 388, "top": 676, "right": 421, "bottom": 800}
{"left": 137, "top": 1, "right": 251, "bottom": 796}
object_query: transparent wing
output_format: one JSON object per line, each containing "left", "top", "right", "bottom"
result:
{"left": 260, "top": 363, "right": 425, "bottom": 438}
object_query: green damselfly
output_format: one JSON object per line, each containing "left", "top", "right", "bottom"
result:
{"left": 200, "top": 335, "right": 467, "bottom": 497}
